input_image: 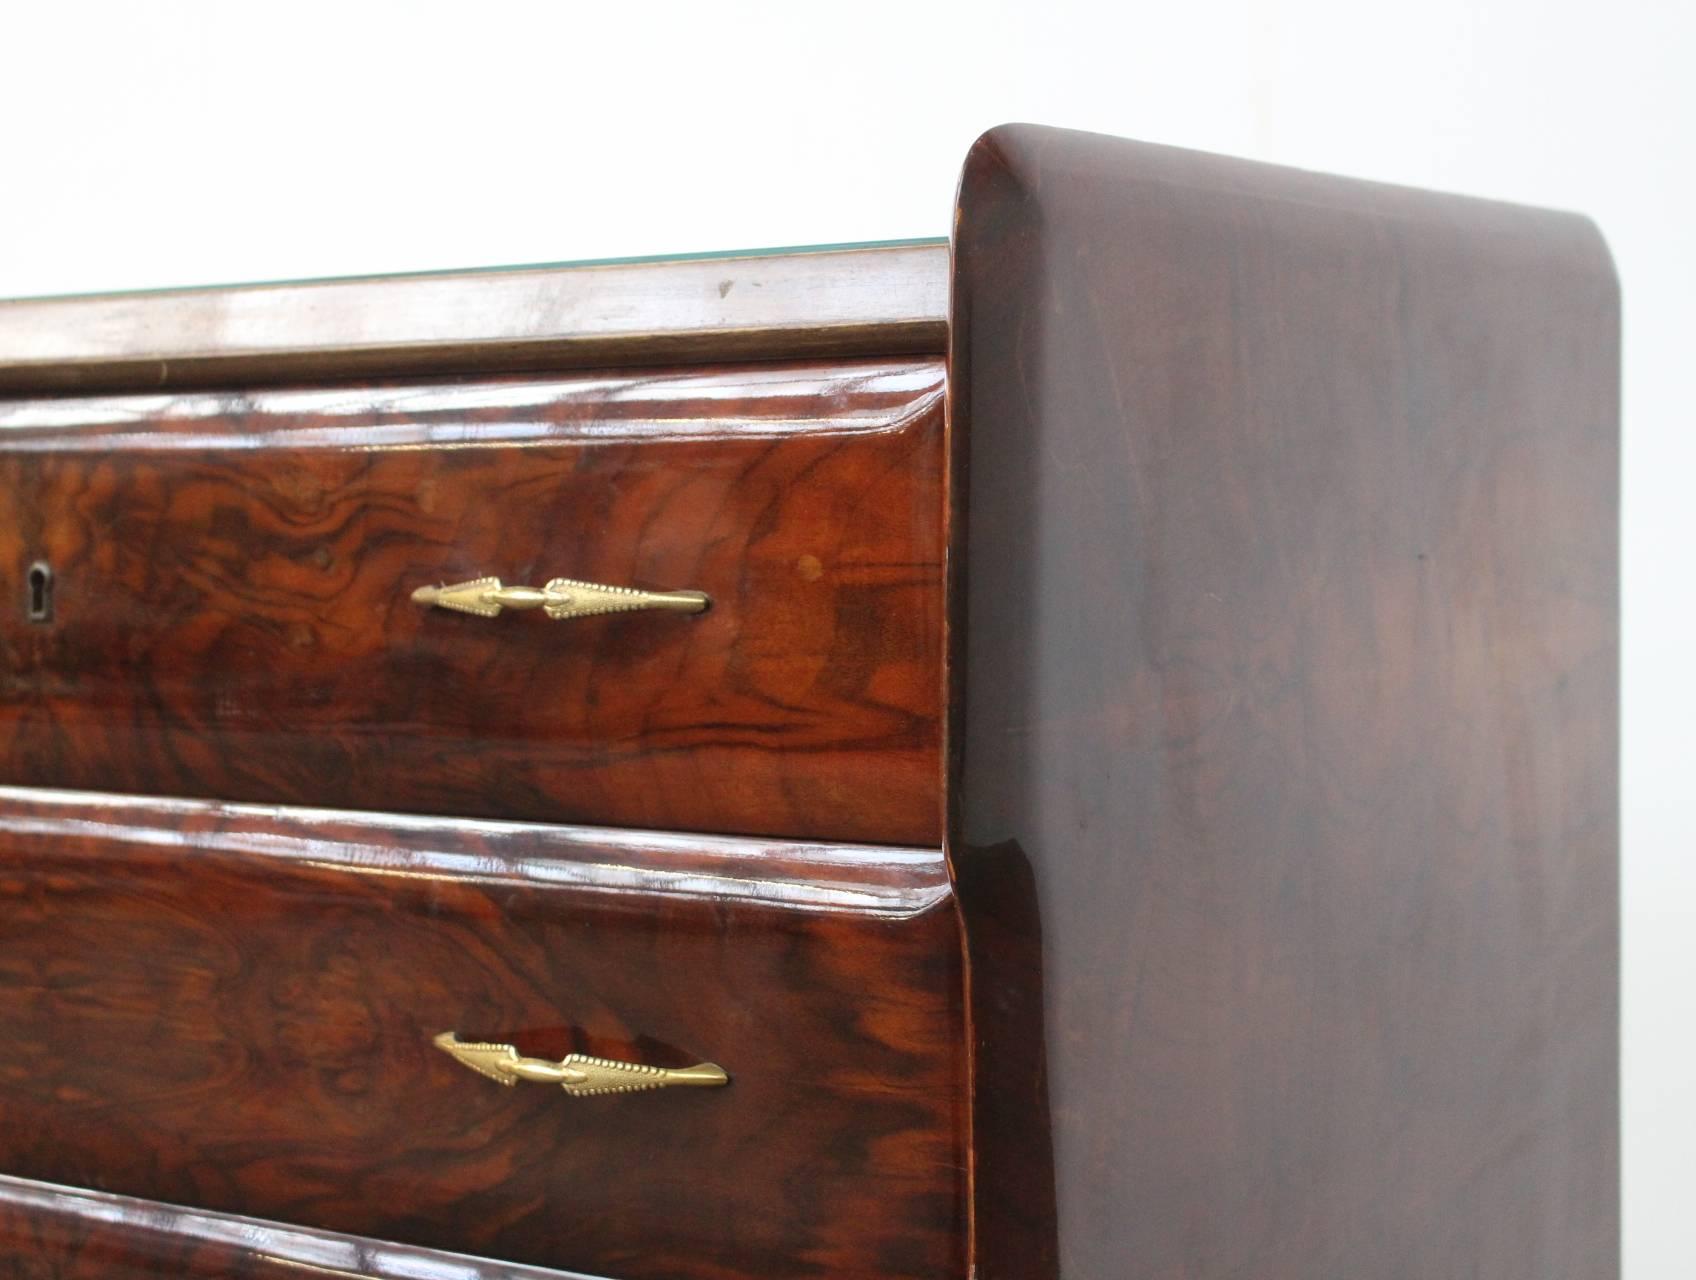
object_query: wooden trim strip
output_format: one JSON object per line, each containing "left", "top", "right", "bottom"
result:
{"left": 0, "top": 787, "right": 953, "bottom": 919}
{"left": 0, "top": 243, "right": 950, "bottom": 393}
{"left": 0, "top": 1173, "right": 603, "bottom": 1279}
{"left": 0, "top": 358, "right": 946, "bottom": 449}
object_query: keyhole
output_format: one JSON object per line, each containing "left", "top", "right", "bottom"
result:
{"left": 27, "top": 562, "right": 52, "bottom": 623}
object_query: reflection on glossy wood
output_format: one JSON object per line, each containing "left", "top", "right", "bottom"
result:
{"left": 0, "top": 242, "right": 951, "bottom": 393}
{"left": 0, "top": 359, "right": 946, "bottom": 845}
{"left": 0, "top": 1175, "right": 599, "bottom": 1280}
{"left": 950, "top": 126, "right": 1618, "bottom": 1278}
{"left": 0, "top": 123, "right": 1621, "bottom": 1280}
{"left": 0, "top": 790, "right": 966, "bottom": 1279}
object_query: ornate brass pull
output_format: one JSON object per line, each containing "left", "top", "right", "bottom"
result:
{"left": 433, "top": 1032, "right": 729, "bottom": 1097}
{"left": 411, "top": 576, "right": 709, "bottom": 621}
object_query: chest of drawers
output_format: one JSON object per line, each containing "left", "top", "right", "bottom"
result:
{"left": 0, "top": 126, "right": 1618, "bottom": 1279}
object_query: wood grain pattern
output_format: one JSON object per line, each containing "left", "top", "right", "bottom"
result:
{"left": 950, "top": 126, "right": 1619, "bottom": 1278}
{"left": 0, "top": 790, "right": 967, "bottom": 1279}
{"left": 0, "top": 1175, "right": 602, "bottom": 1280}
{"left": 0, "top": 243, "right": 950, "bottom": 394}
{"left": 0, "top": 358, "right": 945, "bottom": 845}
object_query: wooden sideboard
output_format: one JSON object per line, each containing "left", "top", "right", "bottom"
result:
{"left": 0, "top": 126, "right": 1618, "bottom": 1279}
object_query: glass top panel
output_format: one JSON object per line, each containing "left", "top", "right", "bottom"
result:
{"left": 5, "top": 238, "right": 950, "bottom": 305}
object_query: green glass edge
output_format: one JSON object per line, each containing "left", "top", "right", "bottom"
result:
{"left": 4, "top": 237, "right": 950, "bottom": 305}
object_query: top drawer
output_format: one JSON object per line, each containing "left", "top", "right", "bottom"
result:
{"left": 0, "top": 358, "right": 945, "bottom": 845}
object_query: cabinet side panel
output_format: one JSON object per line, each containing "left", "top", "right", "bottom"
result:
{"left": 950, "top": 125, "right": 1618, "bottom": 1279}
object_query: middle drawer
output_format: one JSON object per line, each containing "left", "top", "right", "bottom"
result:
{"left": 0, "top": 789, "right": 966, "bottom": 1280}
{"left": 0, "top": 358, "right": 946, "bottom": 845}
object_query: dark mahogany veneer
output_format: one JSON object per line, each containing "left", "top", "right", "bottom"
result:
{"left": 0, "top": 126, "right": 1618, "bottom": 1280}
{"left": 949, "top": 126, "right": 1618, "bottom": 1279}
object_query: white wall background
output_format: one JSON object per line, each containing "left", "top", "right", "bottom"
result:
{"left": 1, "top": 2, "right": 1688, "bottom": 1273}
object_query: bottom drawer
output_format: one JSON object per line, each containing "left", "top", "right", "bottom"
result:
{"left": 0, "top": 790, "right": 966, "bottom": 1280}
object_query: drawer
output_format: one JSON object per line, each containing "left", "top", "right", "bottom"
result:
{"left": 0, "top": 358, "right": 945, "bottom": 845}
{"left": 0, "top": 789, "right": 966, "bottom": 1280}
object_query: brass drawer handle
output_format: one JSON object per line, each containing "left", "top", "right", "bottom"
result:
{"left": 434, "top": 1032, "right": 729, "bottom": 1097}
{"left": 411, "top": 576, "right": 709, "bottom": 621}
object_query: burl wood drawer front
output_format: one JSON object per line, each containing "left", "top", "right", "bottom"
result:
{"left": 0, "top": 358, "right": 944, "bottom": 845}
{"left": 0, "top": 789, "right": 966, "bottom": 1280}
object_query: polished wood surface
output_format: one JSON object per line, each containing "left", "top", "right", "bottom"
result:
{"left": 0, "top": 789, "right": 966, "bottom": 1279}
{"left": 0, "top": 358, "right": 945, "bottom": 845}
{"left": 0, "top": 123, "right": 1622, "bottom": 1280}
{"left": 950, "top": 126, "right": 1619, "bottom": 1278}
{"left": 0, "top": 1175, "right": 600, "bottom": 1280}
{"left": 0, "top": 243, "right": 949, "bottom": 393}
